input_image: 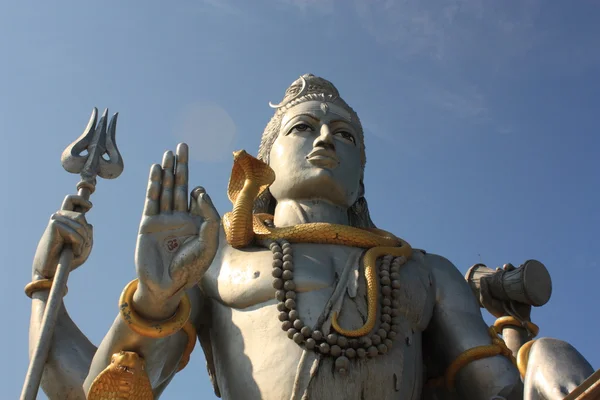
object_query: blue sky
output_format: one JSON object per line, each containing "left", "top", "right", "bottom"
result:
{"left": 1, "top": 1, "right": 598, "bottom": 398}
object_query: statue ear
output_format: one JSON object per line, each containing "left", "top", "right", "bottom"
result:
{"left": 357, "top": 180, "right": 365, "bottom": 199}
{"left": 348, "top": 180, "right": 375, "bottom": 228}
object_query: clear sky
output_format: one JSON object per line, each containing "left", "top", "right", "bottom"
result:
{"left": 1, "top": 1, "right": 598, "bottom": 398}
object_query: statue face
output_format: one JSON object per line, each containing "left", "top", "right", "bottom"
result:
{"left": 268, "top": 100, "right": 362, "bottom": 207}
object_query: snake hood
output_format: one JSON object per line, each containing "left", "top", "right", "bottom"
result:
{"left": 87, "top": 351, "right": 153, "bottom": 400}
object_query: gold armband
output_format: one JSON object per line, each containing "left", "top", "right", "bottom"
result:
{"left": 24, "top": 278, "right": 68, "bottom": 298}
{"left": 426, "top": 318, "right": 540, "bottom": 390}
{"left": 494, "top": 316, "right": 539, "bottom": 338}
{"left": 119, "top": 279, "right": 192, "bottom": 339}
{"left": 444, "top": 327, "right": 516, "bottom": 390}
{"left": 494, "top": 316, "right": 539, "bottom": 379}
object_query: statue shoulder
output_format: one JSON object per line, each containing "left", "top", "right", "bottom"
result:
{"left": 407, "top": 250, "right": 459, "bottom": 289}
{"left": 418, "top": 251, "right": 478, "bottom": 309}
{"left": 418, "top": 251, "right": 459, "bottom": 275}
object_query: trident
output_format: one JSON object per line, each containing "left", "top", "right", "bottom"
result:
{"left": 20, "top": 108, "right": 124, "bottom": 400}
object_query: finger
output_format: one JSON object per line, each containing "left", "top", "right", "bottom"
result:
{"left": 53, "top": 213, "right": 92, "bottom": 244}
{"left": 52, "top": 213, "right": 85, "bottom": 233}
{"left": 51, "top": 217, "right": 86, "bottom": 256}
{"left": 143, "top": 164, "right": 162, "bottom": 216}
{"left": 190, "top": 187, "right": 220, "bottom": 221}
{"left": 61, "top": 195, "right": 93, "bottom": 212}
{"left": 189, "top": 186, "right": 205, "bottom": 216}
{"left": 160, "top": 150, "right": 175, "bottom": 213}
{"left": 174, "top": 143, "right": 189, "bottom": 212}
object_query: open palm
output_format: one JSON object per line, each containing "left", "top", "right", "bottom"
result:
{"left": 135, "top": 143, "right": 219, "bottom": 308}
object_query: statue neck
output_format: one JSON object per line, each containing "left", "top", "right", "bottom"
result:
{"left": 273, "top": 199, "right": 349, "bottom": 227}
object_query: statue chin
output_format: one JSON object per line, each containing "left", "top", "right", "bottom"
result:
{"left": 270, "top": 174, "right": 356, "bottom": 210}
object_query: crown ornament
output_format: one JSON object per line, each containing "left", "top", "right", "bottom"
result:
{"left": 269, "top": 74, "right": 340, "bottom": 109}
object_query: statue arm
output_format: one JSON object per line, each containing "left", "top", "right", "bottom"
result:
{"left": 424, "top": 253, "right": 523, "bottom": 399}
{"left": 83, "top": 284, "right": 207, "bottom": 398}
{"left": 29, "top": 287, "right": 97, "bottom": 400}
{"left": 27, "top": 195, "right": 96, "bottom": 400}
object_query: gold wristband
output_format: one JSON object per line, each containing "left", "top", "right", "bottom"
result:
{"left": 24, "top": 278, "right": 68, "bottom": 298}
{"left": 119, "top": 279, "right": 191, "bottom": 339}
{"left": 494, "top": 316, "right": 540, "bottom": 337}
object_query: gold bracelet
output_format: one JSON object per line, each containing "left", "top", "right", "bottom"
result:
{"left": 177, "top": 321, "right": 197, "bottom": 372}
{"left": 119, "top": 279, "right": 191, "bottom": 339}
{"left": 444, "top": 327, "right": 515, "bottom": 390}
{"left": 24, "top": 278, "right": 68, "bottom": 298}
{"left": 494, "top": 316, "right": 540, "bottom": 337}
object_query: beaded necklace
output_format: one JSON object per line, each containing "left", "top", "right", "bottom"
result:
{"left": 267, "top": 238, "right": 407, "bottom": 374}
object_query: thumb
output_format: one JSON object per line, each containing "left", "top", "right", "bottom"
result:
{"left": 189, "top": 186, "right": 220, "bottom": 221}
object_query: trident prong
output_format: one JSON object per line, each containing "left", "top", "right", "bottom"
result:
{"left": 21, "top": 108, "right": 124, "bottom": 400}
{"left": 61, "top": 107, "right": 124, "bottom": 195}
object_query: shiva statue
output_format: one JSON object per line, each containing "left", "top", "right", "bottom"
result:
{"left": 27, "top": 74, "right": 596, "bottom": 399}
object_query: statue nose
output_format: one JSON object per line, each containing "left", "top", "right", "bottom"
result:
{"left": 313, "top": 124, "right": 335, "bottom": 151}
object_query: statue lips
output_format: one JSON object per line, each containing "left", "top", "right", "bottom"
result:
{"left": 306, "top": 148, "right": 339, "bottom": 169}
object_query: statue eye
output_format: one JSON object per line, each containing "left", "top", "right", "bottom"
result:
{"left": 336, "top": 131, "right": 356, "bottom": 144}
{"left": 293, "top": 123, "right": 312, "bottom": 132}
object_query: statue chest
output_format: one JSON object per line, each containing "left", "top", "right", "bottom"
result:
{"left": 202, "top": 239, "right": 353, "bottom": 310}
{"left": 202, "top": 239, "right": 435, "bottom": 331}
{"left": 203, "top": 244, "right": 435, "bottom": 400}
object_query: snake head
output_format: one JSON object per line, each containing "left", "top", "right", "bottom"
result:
{"left": 227, "top": 150, "right": 275, "bottom": 203}
{"left": 110, "top": 351, "right": 146, "bottom": 374}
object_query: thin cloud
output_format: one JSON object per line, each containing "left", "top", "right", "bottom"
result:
{"left": 352, "top": 0, "right": 599, "bottom": 78}
{"left": 270, "top": 0, "right": 508, "bottom": 125}
{"left": 353, "top": 0, "right": 543, "bottom": 69}
{"left": 261, "top": 0, "right": 599, "bottom": 132}
{"left": 274, "top": 0, "right": 335, "bottom": 14}
{"left": 198, "top": 0, "right": 244, "bottom": 15}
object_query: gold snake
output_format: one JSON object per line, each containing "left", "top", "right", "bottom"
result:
{"left": 89, "top": 150, "right": 411, "bottom": 399}
{"left": 222, "top": 150, "right": 412, "bottom": 337}
{"left": 87, "top": 351, "right": 153, "bottom": 400}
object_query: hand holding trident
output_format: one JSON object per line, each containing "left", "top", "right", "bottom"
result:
{"left": 21, "top": 108, "right": 124, "bottom": 400}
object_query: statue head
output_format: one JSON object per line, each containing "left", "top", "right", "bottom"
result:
{"left": 254, "top": 74, "right": 375, "bottom": 228}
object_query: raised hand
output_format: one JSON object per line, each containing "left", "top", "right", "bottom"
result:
{"left": 133, "top": 143, "right": 220, "bottom": 319}
{"left": 32, "top": 195, "right": 93, "bottom": 280}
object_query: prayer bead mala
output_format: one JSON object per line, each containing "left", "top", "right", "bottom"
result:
{"left": 267, "top": 238, "right": 407, "bottom": 374}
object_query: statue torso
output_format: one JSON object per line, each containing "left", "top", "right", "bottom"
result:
{"left": 201, "top": 230, "right": 436, "bottom": 400}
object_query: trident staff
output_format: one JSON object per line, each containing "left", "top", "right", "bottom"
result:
{"left": 20, "top": 108, "right": 124, "bottom": 400}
